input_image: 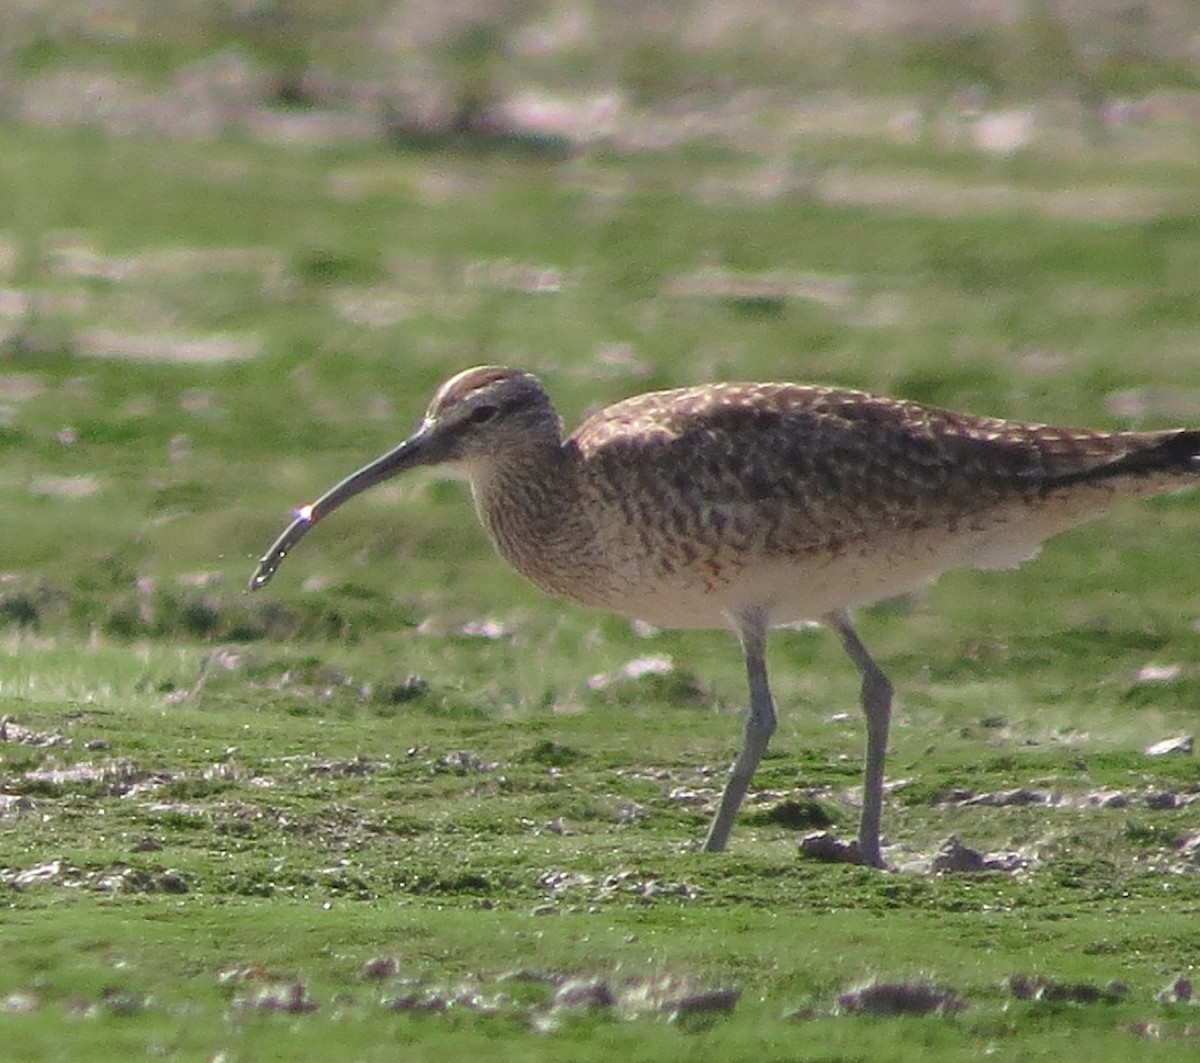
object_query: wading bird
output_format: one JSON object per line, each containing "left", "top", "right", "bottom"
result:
{"left": 251, "top": 366, "right": 1199, "bottom": 867}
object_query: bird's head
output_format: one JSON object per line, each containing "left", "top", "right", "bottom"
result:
{"left": 417, "top": 365, "right": 562, "bottom": 467}
{"left": 248, "top": 366, "right": 559, "bottom": 590}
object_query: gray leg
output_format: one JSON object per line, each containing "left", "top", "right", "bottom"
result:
{"left": 826, "top": 610, "right": 892, "bottom": 868}
{"left": 703, "top": 610, "right": 776, "bottom": 853}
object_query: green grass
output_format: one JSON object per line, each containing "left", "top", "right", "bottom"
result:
{"left": 3, "top": 44, "right": 1200, "bottom": 1058}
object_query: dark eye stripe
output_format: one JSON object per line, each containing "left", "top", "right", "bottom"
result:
{"left": 468, "top": 404, "right": 500, "bottom": 425}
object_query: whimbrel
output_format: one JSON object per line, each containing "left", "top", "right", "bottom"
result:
{"left": 250, "top": 366, "right": 1200, "bottom": 867}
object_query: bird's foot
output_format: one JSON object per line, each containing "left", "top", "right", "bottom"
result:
{"left": 798, "top": 830, "right": 887, "bottom": 869}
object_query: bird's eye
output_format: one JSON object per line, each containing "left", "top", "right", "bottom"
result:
{"left": 468, "top": 404, "right": 500, "bottom": 425}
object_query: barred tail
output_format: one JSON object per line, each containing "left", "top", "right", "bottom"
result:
{"left": 1043, "top": 429, "right": 1200, "bottom": 490}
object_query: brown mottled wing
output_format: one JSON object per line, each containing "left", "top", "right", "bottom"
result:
{"left": 571, "top": 383, "right": 1196, "bottom": 556}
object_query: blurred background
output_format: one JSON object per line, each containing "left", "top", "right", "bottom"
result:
{"left": 1, "top": 0, "right": 1199, "bottom": 651}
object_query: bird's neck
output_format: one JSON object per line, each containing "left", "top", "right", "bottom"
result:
{"left": 468, "top": 443, "right": 594, "bottom": 601}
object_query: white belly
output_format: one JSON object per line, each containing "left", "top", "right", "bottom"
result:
{"left": 588, "top": 505, "right": 1074, "bottom": 631}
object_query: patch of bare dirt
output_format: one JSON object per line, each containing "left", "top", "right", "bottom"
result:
{"left": 836, "top": 979, "right": 966, "bottom": 1017}
{"left": 537, "top": 868, "right": 704, "bottom": 905}
{"left": 1008, "top": 974, "right": 1129, "bottom": 1004}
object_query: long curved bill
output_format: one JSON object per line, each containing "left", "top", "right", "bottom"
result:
{"left": 249, "top": 429, "right": 430, "bottom": 591}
